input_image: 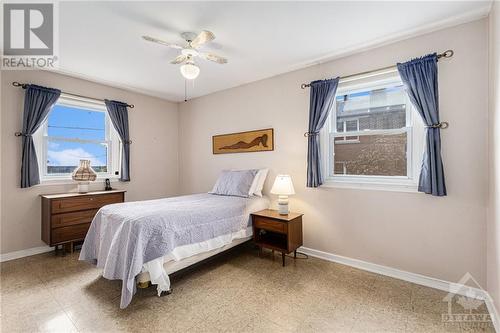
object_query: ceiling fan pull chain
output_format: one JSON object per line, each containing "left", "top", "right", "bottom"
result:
{"left": 184, "top": 79, "right": 187, "bottom": 102}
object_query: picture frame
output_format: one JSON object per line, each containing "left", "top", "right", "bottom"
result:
{"left": 212, "top": 128, "right": 274, "bottom": 154}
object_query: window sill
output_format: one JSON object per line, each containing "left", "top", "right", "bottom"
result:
{"left": 36, "top": 176, "right": 120, "bottom": 187}
{"left": 322, "top": 179, "right": 419, "bottom": 193}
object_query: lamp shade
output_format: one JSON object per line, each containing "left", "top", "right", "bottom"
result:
{"left": 72, "top": 160, "right": 97, "bottom": 182}
{"left": 270, "top": 174, "right": 295, "bottom": 195}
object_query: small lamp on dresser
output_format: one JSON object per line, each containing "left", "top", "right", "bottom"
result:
{"left": 270, "top": 174, "right": 295, "bottom": 215}
{"left": 72, "top": 159, "right": 97, "bottom": 193}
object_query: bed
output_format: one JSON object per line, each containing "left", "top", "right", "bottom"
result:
{"left": 79, "top": 192, "right": 269, "bottom": 308}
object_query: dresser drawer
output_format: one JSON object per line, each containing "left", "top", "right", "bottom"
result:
{"left": 51, "top": 193, "right": 123, "bottom": 214}
{"left": 51, "top": 209, "right": 98, "bottom": 228}
{"left": 254, "top": 216, "right": 286, "bottom": 234}
{"left": 51, "top": 223, "right": 90, "bottom": 244}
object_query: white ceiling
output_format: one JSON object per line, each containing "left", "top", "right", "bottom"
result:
{"left": 57, "top": 1, "right": 492, "bottom": 102}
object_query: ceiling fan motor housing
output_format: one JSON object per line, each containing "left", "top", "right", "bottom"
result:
{"left": 180, "top": 32, "right": 198, "bottom": 43}
{"left": 181, "top": 48, "right": 199, "bottom": 57}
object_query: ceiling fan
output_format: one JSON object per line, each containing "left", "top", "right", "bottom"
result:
{"left": 142, "top": 30, "right": 228, "bottom": 80}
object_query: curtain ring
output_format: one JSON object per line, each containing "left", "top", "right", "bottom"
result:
{"left": 15, "top": 132, "right": 23, "bottom": 137}
{"left": 440, "top": 122, "right": 449, "bottom": 129}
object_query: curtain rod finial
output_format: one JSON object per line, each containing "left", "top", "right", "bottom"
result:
{"left": 12, "top": 82, "right": 27, "bottom": 89}
{"left": 438, "top": 50, "right": 454, "bottom": 59}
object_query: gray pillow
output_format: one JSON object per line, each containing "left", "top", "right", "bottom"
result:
{"left": 209, "top": 169, "right": 258, "bottom": 198}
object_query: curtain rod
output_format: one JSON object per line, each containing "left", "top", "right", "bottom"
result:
{"left": 11, "top": 82, "right": 135, "bottom": 108}
{"left": 300, "top": 50, "right": 454, "bottom": 89}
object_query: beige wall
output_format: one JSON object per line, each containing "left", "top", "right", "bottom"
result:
{"left": 488, "top": 1, "right": 500, "bottom": 315}
{"left": 0, "top": 70, "right": 179, "bottom": 254}
{"left": 179, "top": 20, "right": 489, "bottom": 286}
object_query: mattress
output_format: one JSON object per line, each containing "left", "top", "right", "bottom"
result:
{"left": 136, "top": 232, "right": 252, "bottom": 284}
{"left": 136, "top": 196, "right": 269, "bottom": 296}
{"left": 81, "top": 193, "right": 270, "bottom": 308}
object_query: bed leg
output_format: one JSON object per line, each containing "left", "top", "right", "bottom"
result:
{"left": 137, "top": 281, "right": 150, "bottom": 289}
{"left": 160, "top": 289, "right": 173, "bottom": 297}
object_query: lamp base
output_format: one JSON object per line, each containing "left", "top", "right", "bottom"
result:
{"left": 277, "top": 195, "right": 289, "bottom": 215}
{"left": 77, "top": 182, "right": 89, "bottom": 193}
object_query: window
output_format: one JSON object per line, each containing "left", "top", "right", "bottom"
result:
{"left": 321, "top": 71, "right": 425, "bottom": 191}
{"left": 33, "top": 96, "right": 121, "bottom": 182}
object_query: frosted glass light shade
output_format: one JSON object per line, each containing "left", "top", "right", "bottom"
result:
{"left": 270, "top": 175, "right": 295, "bottom": 195}
{"left": 180, "top": 63, "right": 200, "bottom": 80}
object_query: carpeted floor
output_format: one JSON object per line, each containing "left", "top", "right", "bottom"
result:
{"left": 0, "top": 243, "right": 495, "bottom": 332}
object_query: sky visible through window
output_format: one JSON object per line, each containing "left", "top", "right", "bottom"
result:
{"left": 47, "top": 105, "right": 108, "bottom": 169}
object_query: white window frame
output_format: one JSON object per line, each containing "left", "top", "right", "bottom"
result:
{"left": 33, "top": 95, "right": 121, "bottom": 185}
{"left": 320, "top": 70, "right": 425, "bottom": 192}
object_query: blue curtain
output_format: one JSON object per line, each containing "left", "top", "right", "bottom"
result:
{"left": 104, "top": 100, "right": 131, "bottom": 181}
{"left": 20, "top": 85, "right": 61, "bottom": 188}
{"left": 306, "top": 78, "right": 340, "bottom": 187}
{"left": 397, "top": 53, "right": 446, "bottom": 196}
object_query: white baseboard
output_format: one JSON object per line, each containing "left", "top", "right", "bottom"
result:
{"left": 0, "top": 246, "right": 54, "bottom": 262}
{"left": 299, "top": 246, "right": 499, "bottom": 333}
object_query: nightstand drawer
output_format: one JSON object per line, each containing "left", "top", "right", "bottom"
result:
{"left": 51, "top": 209, "right": 98, "bottom": 228}
{"left": 51, "top": 223, "right": 90, "bottom": 244}
{"left": 254, "top": 216, "right": 286, "bottom": 234}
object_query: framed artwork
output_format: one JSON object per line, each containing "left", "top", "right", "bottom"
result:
{"left": 212, "top": 128, "right": 274, "bottom": 154}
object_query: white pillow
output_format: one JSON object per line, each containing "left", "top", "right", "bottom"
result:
{"left": 252, "top": 169, "right": 268, "bottom": 197}
{"left": 248, "top": 173, "right": 260, "bottom": 196}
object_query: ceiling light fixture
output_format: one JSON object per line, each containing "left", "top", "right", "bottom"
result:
{"left": 180, "top": 60, "right": 200, "bottom": 80}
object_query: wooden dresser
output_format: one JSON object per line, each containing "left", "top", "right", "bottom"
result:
{"left": 41, "top": 190, "right": 125, "bottom": 251}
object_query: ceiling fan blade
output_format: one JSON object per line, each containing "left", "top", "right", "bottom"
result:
{"left": 170, "top": 54, "right": 188, "bottom": 64}
{"left": 199, "top": 52, "right": 228, "bottom": 64}
{"left": 190, "top": 30, "right": 215, "bottom": 48}
{"left": 142, "top": 35, "right": 183, "bottom": 49}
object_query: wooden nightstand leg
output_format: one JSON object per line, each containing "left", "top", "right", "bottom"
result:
{"left": 259, "top": 246, "right": 262, "bottom": 257}
{"left": 294, "top": 250, "right": 297, "bottom": 259}
{"left": 282, "top": 252, "right": 285, "bottom": 267}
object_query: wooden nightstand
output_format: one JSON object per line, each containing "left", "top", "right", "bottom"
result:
{"left": 251, "top": 209, "right": 303, "bottom": 266}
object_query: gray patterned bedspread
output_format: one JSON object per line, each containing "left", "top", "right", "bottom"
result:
{"left": 79, "top": 193, "right": 268, "bottom": 308}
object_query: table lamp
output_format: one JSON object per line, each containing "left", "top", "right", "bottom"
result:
{"left": 270, "top": 174, "right": 295, "bottom": 215}
{"left": 72, "top": 159, "right": 97, "bottom": 193}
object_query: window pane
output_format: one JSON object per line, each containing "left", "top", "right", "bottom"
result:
{"left": 333, "top": 133, "right": 407, "bottom": 176}
{"left": 48, "top": 104, "right": 106, "bottom": 140}
{"left": 46, "top": 139, "right": 108, "bottom": 174}
{"left": 335, "top": 84, "right": 407, "bottom": 131}
{"left": 336, "top": 121, "right": 343, "bottom": 133}
{"left": 345, "top": 120, "right": 358, "bottom": 132}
